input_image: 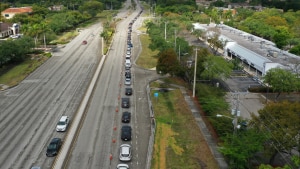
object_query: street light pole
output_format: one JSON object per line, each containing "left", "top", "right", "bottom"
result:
{"left": 164, "top": 22, "right": 167, "bottom": 40}
{"left": 192, "top": 48, "right": 198, "bottom": 98}
{"left": 216, "top": 114, "right": 238, "bottom": 134}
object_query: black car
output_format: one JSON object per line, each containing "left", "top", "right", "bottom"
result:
{"left": 122, "top": 111, "right": 131, "bottom": 123}
{"left": 121, "top": 125, "right": 132, "bottom": 141}
{"left": 46, "top": 138, "right": 62, "bottom": 157}
{"left": 125, "top": 88, "right": 132, "bottom": 96}
{"left": 125, "top": 71, "right": 131, "bottom": 78}
{"left": 121, "top": 98, "right": 130, "bottom": 108}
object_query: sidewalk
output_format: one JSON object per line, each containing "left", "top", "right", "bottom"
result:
{"left": 171, "top": 84, "right": 228, "bottom": 169}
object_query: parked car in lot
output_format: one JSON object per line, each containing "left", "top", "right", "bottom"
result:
{"left": 117, "top": 163, "right": 129, "bottom": 169}
{"left": 121, "top": 98, "right": 130, "bottom": 108}
{"left": 46, "top": 138, "right": 62, "bottom": 157}
{"left": 122, "top": 111, "right": 131, "bottom": 123}
{"left": 121, "top": 125, "right": 132, "bottom": 141}
{"left": 56, "top": 115, "right": 69, "bottom": 132}
{"left": 125, "top": 88, "right": 132, "bottom": 96}
{"left": 119, "top": 144, "right": 132, "bottom": 161}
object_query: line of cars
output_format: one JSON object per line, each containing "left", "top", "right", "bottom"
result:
{"left": 31, "top": 116, "right": 69, "bottom": 168}
{"left": 46, "top": 116, "right": 69, "bottom": 157}
{"left": 117, "top": 7, "right": 144, "bottom": 169}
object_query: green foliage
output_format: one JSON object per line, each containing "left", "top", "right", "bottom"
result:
{"left": 273, "top": 26, "right": 293, "bottom": 49}
{"left": 289, "top": 44, "right": 300, "bottom": 55}
{"left": 79, "top": 0, "right": 104, "bottom": 17}
{"left": 0, "top": 36, "right": 34, "bottom": 66}
{"left": 200, "top": 56, "right": 233, "bottom": 80}
{"left": 231, "top": 58, "right": 243, "bottom": 70}
{"left": 219, "top": 129, "right": 269, "bottom": 169}
{"left": 251, "top": 101, "right": 300, "bottom": 153}
{"left": 156, "top": 48, "right": 180, "bottom": 76}
{"left": 155, "top": 0, "right": 196, "bottom": 7}
{"left": 263, "top": 68, "right": 299, "bottom": 99}
{"left": 0, "top": 3, "right": 9, "bottom": 12}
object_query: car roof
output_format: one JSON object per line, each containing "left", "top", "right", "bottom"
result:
{"left": 117, "top": 164, "right": 129, "bottom": 168}
{"left": 51, "top": 138, "right": 61, "bottom": 143}
{"left": 31, "top": 167, "right": 41, "bottom": 169}
{"left": 123, "top": 111, "right": 130, "bottom": 115}
{"left": 59, "top": 116, "right": 68, "bottom": 121}
{"left": 122, "top": 125, "right": 131, "bottom": 129}
{"left": 120, "top": 144, "right": 131, "bottom": 153}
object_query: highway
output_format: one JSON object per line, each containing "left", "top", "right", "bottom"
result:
{"left": 0, "top": 20, "right": 102, "bottom": 169}
{"left": 64, "top": 1, "right": 154, "bottom": 169}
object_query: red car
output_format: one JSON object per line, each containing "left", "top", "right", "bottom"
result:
{"left": 82, "top": 40, "right": 87, "bottom": 45}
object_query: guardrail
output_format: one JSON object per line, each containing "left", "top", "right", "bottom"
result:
{"left": 145, "top": 84, "right": 156, "bottom": 169}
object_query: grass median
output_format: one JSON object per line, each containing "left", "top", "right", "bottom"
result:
{"left": 150, "top": 80, "right": 219, "bottom": 169}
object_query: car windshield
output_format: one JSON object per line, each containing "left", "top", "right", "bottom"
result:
{"left": 48, "top": 143, "right": 57, "bottom": 150}
{"left": 121, "top": 153, "right": 129, "bottom": 157}
{"left": 57, "top": 121, "right": 65, "bottom": 125}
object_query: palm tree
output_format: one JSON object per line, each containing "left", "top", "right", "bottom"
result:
{"left": 40, "top": 21, "right": 51, "bottom": 48}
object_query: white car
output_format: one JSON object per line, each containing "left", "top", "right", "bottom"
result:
{"left": 119, "top": 144, "right": 132, "bottom": 161}
{"left": 56, "top": 116, "right": 69, "bottom": 132}
{"left": 116, "top": 164, "right": 129, "bottom": 169}
{"left": 124, "top": 78, "right": 131, "bottom": 86}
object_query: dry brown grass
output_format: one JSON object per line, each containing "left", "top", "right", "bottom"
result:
{"left": 151, "top": 87, "right": 219, "bottom": 169}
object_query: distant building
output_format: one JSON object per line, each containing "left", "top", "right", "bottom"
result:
{"left": 0, "top": 22, "right": 13, "bottom": 38}
{"left": 48, "top": 5, "right": 64, "bottom": 11}
{"left": 1, "top": 7, "right": 32, "bottom": 19}
{"left": 0, "top": 22, "right": 20, "bottom": 39}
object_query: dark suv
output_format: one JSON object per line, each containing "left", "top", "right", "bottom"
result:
{"left": 121, "top": 125, "right": 132, "bottom": 141}
{"left": 122, "top": 111, "right": 131, "bottom": 123}
{"left": 125, "top": 88, "right": 132, "bottom": 96}
{"left": 121, "top": 98, "right": 130, "bottom": 108}
{"left": 46, "top": 138, "right": 62, "bottom": 157}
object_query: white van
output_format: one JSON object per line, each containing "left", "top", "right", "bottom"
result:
{"left": 56, "top": 116, "right": 69, "bottom": 132}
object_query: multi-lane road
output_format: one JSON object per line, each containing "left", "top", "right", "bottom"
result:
{"left": 0, "top": 0, "right": 158, "bottom": 169}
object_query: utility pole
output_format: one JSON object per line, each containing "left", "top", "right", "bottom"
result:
{"left": 164, "top": 22, "right": 167, "bottom": 40}
{"left": 174, "top": 29, "right": 177, "bottom": 51}
{"left": 231, "top": 92, "right": 241, "bottom": 134}
{"left": 193, "top": 48, "right": 198, "bottom": 98}
{"left": 178, "top": 45, "right": 180, "bottom": 62}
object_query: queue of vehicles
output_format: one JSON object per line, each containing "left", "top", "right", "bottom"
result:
{"left": 116, "top": 7, "right": 144, "bottom": 169}
{"left": 36, "top": 7, "right": 144, "bottom": 169}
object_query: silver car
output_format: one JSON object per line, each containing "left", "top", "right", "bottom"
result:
{"left": 117, "top": 164, "right": 129, "bottom": 169}
{"left": 119, "top": 144, "right": 132, "bottom": 161}
{"left": 124, "top": 78, "right": 131, "bottom": 86}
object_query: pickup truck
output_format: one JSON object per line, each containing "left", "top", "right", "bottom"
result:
{"left": 121, "top": 98, "right": 130, "bottom": 108}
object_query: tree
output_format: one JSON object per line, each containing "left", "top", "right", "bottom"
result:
{"left": 263, "top": 68, "right": 299, "bottom": 100}
{"left": 200, "top": 56, "right": 233, "bottom": 80}
{"left": 219, "top": 129, "right": 269, "bottom": 169}
{"left": 0, "top": 36, "right": 34, "bottom": 66}
{"left": 79, "top": 0, "right": 104, "bottom": 17}
{"left": 251, "top": 101, "right": 300, "bottom": 154}
{"left": 156, "top": 48, "right": 180, "bottom": 76}
{"left": 289, "top": 44, "right": 300, "bottom": 55}
{"left": 273, "top": 26, "right": 292, "bottom": 49}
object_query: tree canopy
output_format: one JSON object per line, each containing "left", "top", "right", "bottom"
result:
{"left": 263, "top": 68, "right": 299, "bottom": 99}
{"left": 156, "top": 48, "right": 180, "bottom": 76}
{"left": 250, "top": 101, "right": 300, "bottom": 155}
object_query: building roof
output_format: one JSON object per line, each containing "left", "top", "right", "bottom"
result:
{"left": 225, "top": 42, "right": 271, "bottom": 72}
{"left": 1, "top": 7, "right": 32, "bottom": 14}
{"left": 0, "top": 22, "right": 12, "bottom": 32}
